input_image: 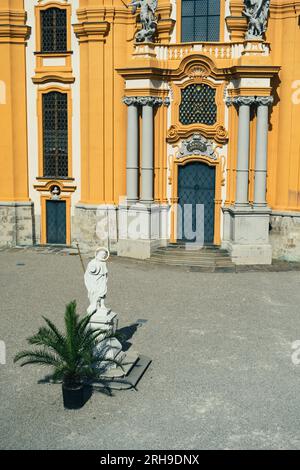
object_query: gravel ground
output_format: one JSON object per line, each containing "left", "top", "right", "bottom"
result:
{"left": 1, "top": 249, "right": 300, "bottom": 450}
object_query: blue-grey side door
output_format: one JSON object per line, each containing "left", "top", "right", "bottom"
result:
{"left": 178, "top": 162, "right": 215, "bottom": 244}
{"left": 46, "top": 200, "right": 66, "bottom": 244}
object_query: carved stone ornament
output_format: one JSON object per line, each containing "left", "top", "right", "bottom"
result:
{"left": 256, "top": 96, "right": 274, "bottom": 106}
{"left": 243, "top": 0, "right": 270, "bottom": 40}
{"left": 177, "top": 134, "right": 218, "bottom": 160}
{"left": 129, "top": 0, "right": 158, "bottom": 43}
{"left": 187, "top": 66, "right": 210, "bottom": 81}
{"left": 123, "top": 96, "right": 163, "bottom": 107}
{"left": 226, "top": 95, "right": 273, "bottom": 107}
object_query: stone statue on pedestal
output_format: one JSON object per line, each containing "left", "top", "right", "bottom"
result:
{"left": 83, "top": 246, "right": 150, "bottom": 387}
{"left": 84, "top": 247, "right": 110, "bottom": 316}
{"left": 129, "top": 0, "right": 158, "bottom": 43}
{"left": 243, "top": 0, "right": 270, "bottom": 40}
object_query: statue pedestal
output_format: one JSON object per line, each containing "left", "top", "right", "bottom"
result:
{"left": 88, "top": 308, "right": 151, "bottom": 389}
{"left": 90, "top": 309, "right": 118, "bottom": 336}
{"left": 89, "top": 309, "right": 123, "bottom": 373}
{"left": 133, "top": 43, "right": 157, "bottom": 59}
{"left": 242, "top": 39, "right": 269, "bottom": 56}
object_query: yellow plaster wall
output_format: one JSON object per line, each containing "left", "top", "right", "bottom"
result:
{"left": 267, "top": 1, "right": 300, "bottom": 211}
{"left": 75, "top": 0, "right": 137, "bottom": 205}
{"left": 0, "top": 0, "right": 30, "bottom": 202}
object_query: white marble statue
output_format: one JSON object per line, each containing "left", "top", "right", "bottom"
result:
{"left": 243, "top": 0, "right": 270, "bottom": 40}
{"left": 129, "top": 0, "right": 158, "bottom": 43}
{"left": 84, "top": 247, "right": 110, "bottom": 315}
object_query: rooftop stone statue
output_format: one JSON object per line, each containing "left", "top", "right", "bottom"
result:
{"left": 243, "top": 0, "right": 270, "bottom": 40}
{"left": 129, "top": 0, "right": 158, "bottom": 43}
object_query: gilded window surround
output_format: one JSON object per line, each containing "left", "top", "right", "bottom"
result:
{"left": 168, "top": 76, "right": 227, "bottom": 145}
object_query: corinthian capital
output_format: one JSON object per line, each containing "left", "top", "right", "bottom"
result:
{"left": 136, "top": 96, "right": 163, "bottom": 107}
{"left": 255, "top": 96, "right": 274, "bottom": 107}
{"left": 232, "top": 96, "right": 257, "bottom": 107}
{"left": 123, "top": 97, "right": 138, "bottom": 106}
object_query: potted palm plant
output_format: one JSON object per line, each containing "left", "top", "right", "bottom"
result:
{"left": 14, "top": 301, "right": 118, "bottom": 409}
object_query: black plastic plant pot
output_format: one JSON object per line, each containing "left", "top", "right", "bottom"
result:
{"left": 62, "top": 383, "right": 85, "bottom": 410}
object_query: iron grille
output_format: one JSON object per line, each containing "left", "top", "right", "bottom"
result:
{"left": 181, "top": 0, "right": 220, "bottom": 42}
{"left": 43, "top": 92, "right": 68, "bottom": 178}
{"left": 41, "top": 8, "right": 67, "bottom": 53}
{"left": 179, "top": 84, "right": 217, "bottom": 126}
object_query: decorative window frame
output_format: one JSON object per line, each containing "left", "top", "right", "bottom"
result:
{"left": 168, "top": 75, "right": 227, "bottom": 145}
{"left": 33, "top": 2, "right": 73, "bottom": 84}
{"left": 37, "top": 85, "right": 73, "bottom": 180}
{"left": 177, "top": 0, "right": 226, "bottom": 44}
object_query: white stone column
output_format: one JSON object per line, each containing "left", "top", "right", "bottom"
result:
{"left": 139, "top": 97, "right": 162, "bottom": 204}
{"left": 123, "top": 97, "right": 139, "bottom": 203}
{"left": 232, "top": 96, "right": 256, "bottom": 206}
{"left": 254, "top": 96, "right": 273, "bottom": 207}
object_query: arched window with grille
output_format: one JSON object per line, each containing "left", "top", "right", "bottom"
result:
{"left": 41, "top": 7, "right": 67, "bottom": 53}
{"left": 181, "top": 0, "right": 221, "bottom": 43}
{"left": 179, "top": 83, "right": 217, "bottom": 126}
{"left": 42, "top": 91, "right": 68, "bottom": 178}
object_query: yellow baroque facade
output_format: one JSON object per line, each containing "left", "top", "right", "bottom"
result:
{"left": 1, "top": 0, "right": 300, "bottom": 264}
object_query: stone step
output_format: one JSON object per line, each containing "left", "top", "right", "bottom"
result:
{"left": 155, "top": 251, "right": 229, "bottom": 257}
{"left": 159, "top": 245, "right": 227, "bottom": 252}
{"left": 149, "top": 244, "right": 235, "bottom": 269}
{"left": 152, "top": 252, "right": 231, "bottom": 259}
{"left": 150, "top": 256, "right": 233, "bottom": 266}
{"left": 149, "top": 258, "right": 235, "bottom": 267}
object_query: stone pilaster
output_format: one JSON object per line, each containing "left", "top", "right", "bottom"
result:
{"left": 123, "top": 97, "right": 139, "bottom": 203}
{"left": 254, "top": 96, "right": 274, "bottom": 207}
{"left": 223, "top": 95, "right": 273, "bottom": 265}
{"left": 138, "top": 97, "right": 163, "bottom": 204}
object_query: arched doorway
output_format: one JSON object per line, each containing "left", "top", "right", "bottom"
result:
{"left": 177, "top": 161, "right": 216, "bottom": 244}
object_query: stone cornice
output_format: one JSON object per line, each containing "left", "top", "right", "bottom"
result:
{"left": 73, "top": 21, "right": 110, "bottom": 43}
{"left": 270, "top": 1, "right": 300, "bottom": 18}
{"left": 227, "top": 65, "right": 281, "bottom": 80}
{"left": 0, "top": 9, "right": 31, "bottom": 43}
{"left": 76, "top": 7, "right": 132, "bottom": 23}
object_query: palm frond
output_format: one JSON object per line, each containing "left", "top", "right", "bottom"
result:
{"left": 14, "top": 349, "right": 62, "bottom": 368}
{"left": 15, "top": 301, "right": 122, "bottom": 386}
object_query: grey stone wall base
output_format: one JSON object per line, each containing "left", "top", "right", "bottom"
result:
{"left": 222, "top": 205, "right": 272, "bottom": 265}
{"left": 270, "top": 213, "right": 300, "bottom": 262}
{"left": 223, "top": 241, "right": 272, "bottom": 265}
{"left": 117, "top": 203, "right": 169, "bottom": 259}
{"left": 73, "top": 204, "right": 118, "bottom": 254}
{"left": 0, "top": 202, "right": 34, "bottom": 247}
{"left": 118, "top": 238, "right": 161, "bottom": 259}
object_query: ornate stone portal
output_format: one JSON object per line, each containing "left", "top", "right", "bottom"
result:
{"left": 177, "top": 134, "right": 218, "bottom": 160}
{"left": 84, "top": 247, "right": 151, "bottom": 388}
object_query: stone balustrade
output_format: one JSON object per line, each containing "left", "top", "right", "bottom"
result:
{"left": 133, "top": 41, "right": 270, "bottom": 61}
